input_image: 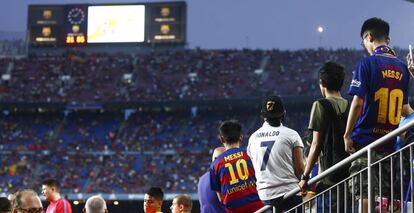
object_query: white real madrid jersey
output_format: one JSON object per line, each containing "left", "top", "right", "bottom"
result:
{"left": 247, "top": 122, "right": 304, "bottom": 200}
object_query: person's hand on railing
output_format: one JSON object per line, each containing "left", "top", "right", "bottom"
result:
{"left": 343, "top": 135, "right": 356, "bottom": 154}
{"left": 298, "top": 179, "right": 308, "bottom": 196}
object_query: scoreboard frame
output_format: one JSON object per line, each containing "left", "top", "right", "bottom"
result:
{"left": 27, "top": 1, "right": 187, "bottom": 48}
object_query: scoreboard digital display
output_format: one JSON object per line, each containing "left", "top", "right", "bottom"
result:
{"left": 147, "top": 3, "right": 186, "bottom": 43}
{"left": 87, "top": 5, "right": 145, "bottom": 43}
{"left": 28, "top": 6, "right": 64, "bottom": 26}
{"left": 64, "top": 5, "right": 88, "bottom": 46}
{"left": 27, "top": 2, "right": 186, "bottom": 48}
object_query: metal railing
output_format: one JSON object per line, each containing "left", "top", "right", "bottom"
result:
{"left": 255, "top": 118, "right": 414, "bottom": 213}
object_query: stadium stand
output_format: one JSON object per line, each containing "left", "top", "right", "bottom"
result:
{"left": 0, "top": 39, "right": 412, "bottom": 210}
{"left": 0, "top": 107, "right": 308, "bottom": 194}
{"left": 0, "top": 40, "right": 410, "bottom": 104}
{"left": 0, "top": 46, "right": 372, "bottom": 103}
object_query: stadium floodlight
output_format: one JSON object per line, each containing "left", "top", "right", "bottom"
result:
{"left": 318, "top": 26, "right": 324, "bottom": 33}
{"left": 317, "top": 26, "right": 324, "bottom": 48}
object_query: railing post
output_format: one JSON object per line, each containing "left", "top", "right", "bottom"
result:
{"left": 368, "top": 147, "right": 373, "bottom": 213}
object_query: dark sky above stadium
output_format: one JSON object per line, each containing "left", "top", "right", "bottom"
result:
{"left": 2, "top": 0, "right": 414, "bottom": 50}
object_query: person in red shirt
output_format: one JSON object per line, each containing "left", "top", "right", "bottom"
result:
{"left": 143, "top": 187, "right": 164, "bottom": 213}
{"left": 41, "top": 179, "right": 72, "bottom": 213}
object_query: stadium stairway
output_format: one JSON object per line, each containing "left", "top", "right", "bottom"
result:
{"left": 83, "top": 163, "right": 102, "bottom": 193}
{"left": 6, "top": 60, "right": 13, "bottom": 74}
{"left": 259, "top": 55, "right": 270, "bottom": 71}
{"left": 30, "top": 163, "right": 44, "bottom": 190}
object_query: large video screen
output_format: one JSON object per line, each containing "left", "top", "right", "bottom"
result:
{"left": 87, "top": 5, "right": 145, "bottom": 43}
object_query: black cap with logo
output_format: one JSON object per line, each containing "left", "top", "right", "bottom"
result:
{"left": 261, "top": 95, "right": 285, "bottom": 118}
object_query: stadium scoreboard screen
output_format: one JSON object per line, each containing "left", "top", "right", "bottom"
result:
{"left": 27, "top": 2, "right": 186, "bottom": 47}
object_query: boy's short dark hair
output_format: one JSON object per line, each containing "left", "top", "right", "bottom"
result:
{"left": 360, "top": 17, "right": 389, "bottom": 41}
{"left": 219, "top": 120, "right": 242, "bottom": 145}
{"left": 42, "top": 179, "right": 60, "bottom": 191}
{"left": 319, "top": 62, "right": 345, "bottom": 91}
{"left": 145, "top": 187, "right": 164, "bottom": 201}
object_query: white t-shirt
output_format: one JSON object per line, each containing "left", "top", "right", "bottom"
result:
{"left": 247, "top": 122, "right": 304, "bottom": 201}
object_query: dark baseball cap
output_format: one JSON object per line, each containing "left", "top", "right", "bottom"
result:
{"left": 261, "top": 95, "right": 285, "bottom": 118}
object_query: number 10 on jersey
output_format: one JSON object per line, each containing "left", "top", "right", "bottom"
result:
{"left": 225, "top": 159, "right": 249, "bottom": 185}
{"left": 374, "top": 88, "right": 403, "bottom": 125}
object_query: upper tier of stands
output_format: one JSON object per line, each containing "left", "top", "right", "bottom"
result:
{"left": 0, "top": 47, "right": 381, "bottom": 103}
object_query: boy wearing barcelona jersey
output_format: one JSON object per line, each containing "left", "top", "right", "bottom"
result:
{"left": 344, "top": 17, "right": 413, "bottom": 212}
{"left": 209, "top": 120, "right": 264, "bottom": 213}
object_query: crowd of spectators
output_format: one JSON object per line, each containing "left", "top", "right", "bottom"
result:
{"left": 0, "top": 41, "right": 412, "bottom": 195}
{"left": 2, "top": 47, "right": 405, "bottom": 103}
{"left": 0, "top": 108, "right": 308, "bottom": 194}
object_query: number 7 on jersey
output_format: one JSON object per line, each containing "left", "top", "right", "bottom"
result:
{"left": 260, "top": 141, "right": 275, "bottom": 171}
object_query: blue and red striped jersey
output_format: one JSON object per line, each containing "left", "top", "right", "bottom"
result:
{"left": 209, "top": 147, "right": 264, "bottom": 213}
{"left": 348, "top": 45, "right": 410, "bottom": 152}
